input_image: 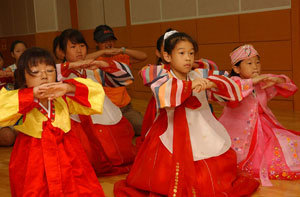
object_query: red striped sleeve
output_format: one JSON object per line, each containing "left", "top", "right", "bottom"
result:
{"left": 170, "top": 78, "right": 178, "bottom": 107}
{"left": 63, "top": 79, "right": 91, "bottom": 107}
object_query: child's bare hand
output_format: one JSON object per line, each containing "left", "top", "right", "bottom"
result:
{"left": 261, "top": 76, "right": 285, "bottom": 89}
{"left": 252, "top": 74, "right": 268, "bottom": 85}
{"left": 85, "top": 60, "right": 109, "bottom": 70}
{"left": 192, "top": 78, "right": 214, "bottom": 93}
{"left": 35, "top": 82, "right": 75, "bottom": 100}
{"left": 33, "top": 83, "right": 53, "bottom": 99}
{"left": 102, "top": 48, "right": 122, "bottom": 56}
{"left": 70, "top": 60, "right": 94, "bottom": 69}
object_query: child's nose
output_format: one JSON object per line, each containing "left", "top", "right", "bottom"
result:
{"left": 76, "top": 46, "right": 82, "bottom": 53}
{"left": 40, "top": 71, "right": 48, "bottom": 79}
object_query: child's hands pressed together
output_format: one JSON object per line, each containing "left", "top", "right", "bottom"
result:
{"left": 33, "top": 82, "right": 76, "bottom": 100}
{"left": 252, "top": 74, "right": 268, "bottom": 85}
{"left": 260, "top": 76, "right": 286, "bottom": 89}
{"left": 101, "top": 48, "right": 123, "bottom": 56}
{"left": 192, "top": 78, "right": 216, "bottom": 93}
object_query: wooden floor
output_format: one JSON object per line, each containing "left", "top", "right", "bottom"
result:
{"left": 0, "top": 98, "right": 299, "bottom": 197}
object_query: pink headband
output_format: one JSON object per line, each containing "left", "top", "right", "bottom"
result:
{"left": 230, "top": 44, "right": 259, "bottom": 65}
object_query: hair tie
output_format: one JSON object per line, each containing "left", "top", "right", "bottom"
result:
{"left": 163, "top": 30, "right": 178, "bottom": 46}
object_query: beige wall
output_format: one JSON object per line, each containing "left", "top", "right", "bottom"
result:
{"left": 0, "top": 0, "right": 36, "bottom": 36}
{"left": 77, "top": 0, "right": 126, "bottom": 30}
{"left": 56, "top": 0, "right": 72, "bottom": 31}
{"left": 129, "top": 0, "right": 291, "bottom": 24}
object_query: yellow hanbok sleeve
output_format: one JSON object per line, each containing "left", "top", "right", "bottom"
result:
{"left": 0, "top": 87, "right": 35, "bottom": 127}
{"left": 63, "top": 78, "right": 104, "bottom": 115}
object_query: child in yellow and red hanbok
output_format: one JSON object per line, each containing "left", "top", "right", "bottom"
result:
{"left": 56, "top": 29, "right": 136, "bottom": 176}
{"left": 0, "top": 47, "right": 105, "bottom": 197}
{"left": 114, "top": 31, "right": 259, "bottom": 197}
{"left": 219, "top": 44, "right": 300, "bottom": 186}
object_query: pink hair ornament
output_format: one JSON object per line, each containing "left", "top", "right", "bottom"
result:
{"left": 230, "top": 44, "right": 259, "bottom": 65}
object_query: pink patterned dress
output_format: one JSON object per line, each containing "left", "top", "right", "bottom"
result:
{"left": 219, "top": 74, "right": 300, "bottom": 186}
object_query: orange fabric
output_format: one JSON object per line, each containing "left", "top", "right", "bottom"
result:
{"left": 97, "top": 54, "right": 131, "bottom": 107}
{"left": 103, "top": 86, "right": 131, "bottom": 107}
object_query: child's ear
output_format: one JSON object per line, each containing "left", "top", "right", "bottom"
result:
{"left": 11, "top": 52, "right": 15, "bottom": 59}
{"left": 163, "top": 51, "right": 171, "bottom": 63}
{"left": 232, "top": 66, "right": 240, "bottom": 74}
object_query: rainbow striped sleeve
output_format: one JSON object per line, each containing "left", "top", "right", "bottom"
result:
{"left": 96, "top": 60, "right": 134, "bottom": 87}
{"left": 206, "top": 75, "right": 242, "bottom": 102}
{"left": 140, "top": 65, "right": 192, "bottom": 108}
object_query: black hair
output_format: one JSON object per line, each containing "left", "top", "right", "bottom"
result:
{"left": 156, "top": 28, "right": 173, "bottom": 64}
{"left": 52, "top": 35, "right": 60, "bottom": 56}
{"left": 10, "top": 40, "right": 27, "bottom": 53}
{"left": 164, "top": 32, "right": 198, "bottom": 55}
{"left": 15, "top": 47, "right": 56, "bottom": 89}
{"left": 229, "top": 61, "right": 241, "bottom": 77}
{"left": 59, "top": 29, "right": 88, "bottom": 53}
{"left": 0, "top": 52, "right": 3, "bottom": 59}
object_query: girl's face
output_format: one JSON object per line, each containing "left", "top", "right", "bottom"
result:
{"left": 11, "top": 43, "right": 26, "bottom": 63}
{"left": 97, "top": 39, "right": 116, "bottom": 50}
{"left": 163, "top": 40, "right": 195, "bottom": 80}
{"left": 65, "top": 40, "right": 87, "bottom": 62}
{"left": 25, "top": 63, "right": 56, "bottom": 88}
{"left": 233, "top": 56, "right": 261, "bottom": 79}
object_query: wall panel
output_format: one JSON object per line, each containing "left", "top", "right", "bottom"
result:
{"left": 198, "top": 0, "right": 239, "bottom": 15}
{"left": 129, "top": 23, "right": 161, "bottom": 47}
{"left": 56, "top": 0, "right": 71, "bottom": 31}
{"left": 130, "top": 0, "right": 161, "bottom": 24}
{"left": 77, "top": 0, "right": 104, "bottom": 30}
{"left": 241, "top": 0, "right": 290, "bottom": 11}
{"left": 239, "top": 10, "right": 291, "bottom": 41}
{"left": 34, "top": 0, "right": 57, "bottom": 32}
{"left": 160, "top": 20, "right": 198, "bottom": 43}
{"left": 196, "top": 15, "right": 239, "bottom": 44}
{"left": 103, "top": 0, "right": 126, "bottom": 27}
{"left": 161, "top": 0, "right": 197, "bottom": 19}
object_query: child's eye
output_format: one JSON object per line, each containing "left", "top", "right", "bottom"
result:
{"left": 190, "top": 52, "right": 194, "bottom": 55}
{"left": 80, "top": 44, "right": 86, "bottom": 48}
{"left": 31, "top": 71, "right": 39, "bottom": 75}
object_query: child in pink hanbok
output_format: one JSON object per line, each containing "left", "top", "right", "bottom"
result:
{"left": 219, "top": 44, "right": 300, "bottom": 186}
{"left": 114, "top": 32, "right": 259, "bottom": 197}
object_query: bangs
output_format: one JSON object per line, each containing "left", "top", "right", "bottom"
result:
{"left": 23, "top": 49, "right": 56, "bottom": 76}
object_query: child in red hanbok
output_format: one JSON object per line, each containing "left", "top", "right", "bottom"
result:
{"left": 137, "top": 30, "right": 223, "bottom": 149}
{"left": 56, "top": 29, "right": 136, "bottom": 176}
{"left": 114, "top": 31, "right": 259, "bottom": 196}
{"left": 219, "top": 44, "right": 300, "bottom": 186}
{"left": 0, "top": 47, "right": 105, "bottom": 196}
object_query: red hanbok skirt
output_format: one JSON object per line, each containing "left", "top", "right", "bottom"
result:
{"left": 9, "top": 122, "right": 104, "bottom": 197}
{"left": 136, "top": 96, "right": 157, "bottom": 149}
{"left": 114, "top": 110, "right": 259, "bottom": 197}
{"left": 72, "top": 116, "right": 136, "bottom": 176}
